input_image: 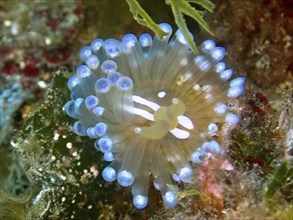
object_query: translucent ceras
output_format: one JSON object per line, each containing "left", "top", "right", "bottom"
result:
{"left": 65, "top": 23, "right": 245, "bottom": 209}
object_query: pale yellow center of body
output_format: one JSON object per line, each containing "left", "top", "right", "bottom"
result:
{"left": 137, "top": 99, "right": 185, "bottom": 140}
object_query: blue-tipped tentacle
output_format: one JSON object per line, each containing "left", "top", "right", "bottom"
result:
{"left": 162, "top": 191, "right": 178, "bottom": 208}
{"left": 214, "top": 61, "right": 226, "bottom": 73}
{"left": 178, "top": 166, "right": 193, "bottom": 183}
{"left": 133, "top": 195, "right": 148, "bottom": 209}
{"left": 220, "top": 69, "right": 233, "bottom": 81}
{"left": 200, "top": 39, "right": 216, "bottom": 54}
{"left": 85, "top": 95, "right": 99, "bottom": 109}
{"left": 209, "top": 47, "right": 226, "bottom": 62}
{"left": 79, "top": 46, "right": 92, "bottom": 62}
{"left": 139, "top": 33, "right": 152, "bottom": 48}
{"left": 97, "top": 137, "right": 113, "bottom": 153}
{"left": 101, "top": 60, "right": 118, "bottom": 74}
{"left": 103, "top": 38, "right": 121, "bottom": 58}
{"left": 91, "top": 38, "right": 103, "bottom": 53}
{"left": 102, "top": 166, "right": 116, "bottom": 182}
{"left": 117, "top": 170, "right": 135, "bottom": 187}
{"left": 225, "top": 113, "right": 240, "bottom": 125}
{"left": 85, "top": 54, "right": 100, "bottom": 70}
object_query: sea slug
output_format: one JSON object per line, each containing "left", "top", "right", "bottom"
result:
{"left": 64, "top": 23, "right": 245, "bottom": 209}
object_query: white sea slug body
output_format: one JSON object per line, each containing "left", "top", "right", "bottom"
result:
{"left": 65, "top": 23, "right": 245, "bottom": 209}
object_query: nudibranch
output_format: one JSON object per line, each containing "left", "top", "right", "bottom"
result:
{"left": 65, "top": 23, "right": 245, "bottom": 209}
